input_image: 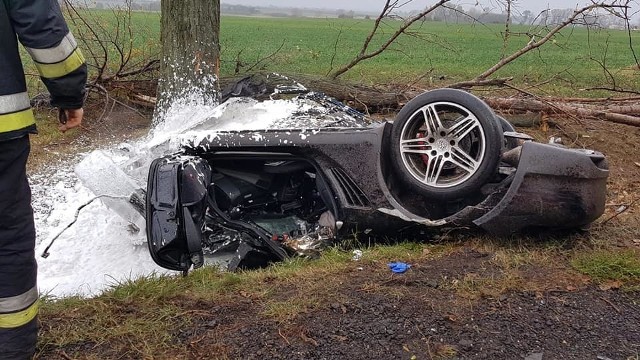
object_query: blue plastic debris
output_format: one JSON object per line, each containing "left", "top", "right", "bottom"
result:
{"left": 388, "top": 262, "right": 411, "bottom": 274}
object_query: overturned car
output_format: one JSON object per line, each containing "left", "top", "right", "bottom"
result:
{"left": 145, "top": 87, "right": 609, "bottom": 273}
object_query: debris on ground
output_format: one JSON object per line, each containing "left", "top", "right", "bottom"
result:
{"left": 388, "top": 262, "right": 411, "bottom": 273}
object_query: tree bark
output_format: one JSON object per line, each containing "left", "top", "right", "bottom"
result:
{"left": 154, "top": 0, "right": 220, "bottom": 121}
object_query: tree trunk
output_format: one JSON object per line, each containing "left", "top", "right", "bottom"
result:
{"left": 154, "top": 0, "right": 220, "bottom": 121}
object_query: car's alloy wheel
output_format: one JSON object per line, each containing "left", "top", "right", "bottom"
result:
{"left": 390, "top": 89, "right": 503, "bottom": 200}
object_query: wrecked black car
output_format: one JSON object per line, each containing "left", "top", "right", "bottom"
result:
{"left": 145, "top": 86, "right": 609, "bottom": 273}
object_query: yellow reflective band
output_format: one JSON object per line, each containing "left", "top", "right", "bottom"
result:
{"left": 35, "top": 48, "right": 85, "bottom": 79}
{"left": 0, "top": 301, "right": 38, "bottom": 329}
{"left": 0, "top": 108, "right": 36, "bottom": 133}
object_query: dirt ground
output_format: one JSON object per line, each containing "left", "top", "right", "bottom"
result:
{"left": 28, "top": 99, "right": 152, "bottom": 171}
{"left": 39, "top": 246, "right": 639, "bottom": 360}
{"left": 33, "top": 98, "right": 640, "bottom": 360}
{"left": 172, "top": 252, "right": 640, "bottom": 360}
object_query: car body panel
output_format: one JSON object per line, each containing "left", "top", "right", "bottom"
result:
{"left": 474, "top": 142, "right": 608, "bottom": 234}
{"left": 143, "top": 91, "right": 609, "bottom": 272}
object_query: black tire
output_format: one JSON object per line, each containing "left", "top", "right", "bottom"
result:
{"left": 497, "top": 115, "right": 515, "bottom": 132}
{"left": 390, "top": 89, "right": 503, "bottom": 200}
{"left": 496, "top": 115, "right": 519, "bottom": 150}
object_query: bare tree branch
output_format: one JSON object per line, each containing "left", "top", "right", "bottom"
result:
{"left": 326, "top": 27, "right": 343, "bottom": 76}
{"left": 582, "top": 86, "right": 640, "bottom": 95}
{"left": 64, "top": 0, "right": 159, "bottom": 85}
{"left": 501, "top": 0, "right": 513, "bottom": 59}
{"left": 470, "top": 3, "right": 627, "bottom": 82}
{"left": 329, "top": 0, "right": 450, "bottom": 79}
{"left": 245, "top": 40, "right": 286, "bottom": 73}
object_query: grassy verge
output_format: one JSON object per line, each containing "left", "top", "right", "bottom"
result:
{"left": 38, "top": 232, "right": 640, "bottom": 358}
{"left": 572, "top": 249, "right": 640, "bottom": 283}
{"left": 37, "top": 243, "right": 448, "bottom": 356}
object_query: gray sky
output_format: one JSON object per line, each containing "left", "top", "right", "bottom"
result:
{"left": 225, "top": 0, "right": 639, "bottom": 17}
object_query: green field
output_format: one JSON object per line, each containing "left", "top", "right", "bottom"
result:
{"left": 218, "top": 16, "right": 639, "bottom": 90}
{"left": 22, "top": 12, "right": 640, "bottom": 95}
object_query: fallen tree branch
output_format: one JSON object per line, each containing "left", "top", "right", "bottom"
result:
{"left": 581, "top": 86, "right": 640, "bottom": 95}
{"left": 601, "top": 198, "right": 639, "bottom": 226}
{"left": 503, "top": 83, "right": 586, "bottom": 126}
{"left": 483, "top": 97, "right": 640, "bottom": 127}
{"left": 602, "top": 104, "right": 640, "bottom": 114}
{"left": 553, "top": 96, "right": 640, "bottom": 103}
{"left": 130, "top": 93, "right": 157, "bottom": 108}
{"left": 447, "top": 77, "right": 513, "bottom": 89}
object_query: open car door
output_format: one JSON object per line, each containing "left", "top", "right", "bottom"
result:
{"left": 146, "top": 156, "right": 211, "bottom": 272}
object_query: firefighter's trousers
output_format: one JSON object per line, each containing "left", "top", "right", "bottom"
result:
{"left": 0, "top": 135, "right": 37, "bottom": 359}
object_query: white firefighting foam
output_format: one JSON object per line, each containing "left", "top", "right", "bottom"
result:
{"left": 34, "top": 96, "right": 316, "bottom": 298}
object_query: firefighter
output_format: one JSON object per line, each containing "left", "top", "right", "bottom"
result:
{"left": 0, "top": 0, "right": 87, "bottom": 357}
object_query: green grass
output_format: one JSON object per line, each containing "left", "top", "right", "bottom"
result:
{"left": 219, "top": 17, "right": 639, "bottom": 93}
{"left": 22, "top": 12, "right": 640, "bottom": 96}
{"left": 572, "top": 249, "right": 640, "bottom": 282}
{"left": 37, "top": 243, "right": 443, "bottom": 351}
{"left": 38, "top": 238, "right": 640, "bottom": 358}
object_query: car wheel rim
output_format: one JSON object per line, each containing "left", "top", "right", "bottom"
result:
{"left": 398, "top": 101, "right": 486, "bottom": 188}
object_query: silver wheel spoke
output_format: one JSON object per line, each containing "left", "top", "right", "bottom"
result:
{"left": 398, "top": 101, "right": 487, "bottom": 189}
{"left": 450, "top": 146, "right": 478, "bottom": 174}
{"left": 400, "top": 137, "right": 429, "bottom": 145}
{"left": 424, "top": 154, "right": 446, "bottom": 186}
{"left": 402, "top": 149, "right": 432, "bottom": 155}
{"left": 400, "top": 137, "right": 431, "bottom": 155}
{"left": 448, "top": 116, "right": 480, "bottom": 141}
{"left": 423, "top": 105, "right": 443, "bottom": 134}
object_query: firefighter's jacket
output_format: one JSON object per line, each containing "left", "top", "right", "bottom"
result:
{"left": 0, "top": 0, "right": 87, "bottom": 142}
{"left": 0, "top": 0, "right": 86, "bottom": 345}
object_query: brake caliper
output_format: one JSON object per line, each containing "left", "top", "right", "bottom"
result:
{"left": 416, "top": 132, "right": 430, "bottom": 165}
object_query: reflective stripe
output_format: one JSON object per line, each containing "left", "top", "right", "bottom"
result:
{"left": 0, "top": 92, "right": 31, "bottom": 115}
{"left": 34, "top": 48, "right": 85, "bottom": 79}
{"left": 0, "top": 301, "right": 38, "bottom": 329}
{"left": 0, "top": 108, "right": 35, "bottom": 133}
{"left": 0, "top": 287, "right": 38, "bottom": 314}
{"left": 25, "top": 32, "right": 78, "bottom": 64}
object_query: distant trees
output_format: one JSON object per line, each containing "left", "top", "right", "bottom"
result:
{"left": 337, "top": 10, "right": 355, "bottom": 19}
{"left": 426, "top": 5, "right": 467, "bottom": 23}
{"left": 520, "top": 10, "right": 532, "bottom": 25}
{"left": 221, "top": 4, "right": 258, "bottom": 16}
